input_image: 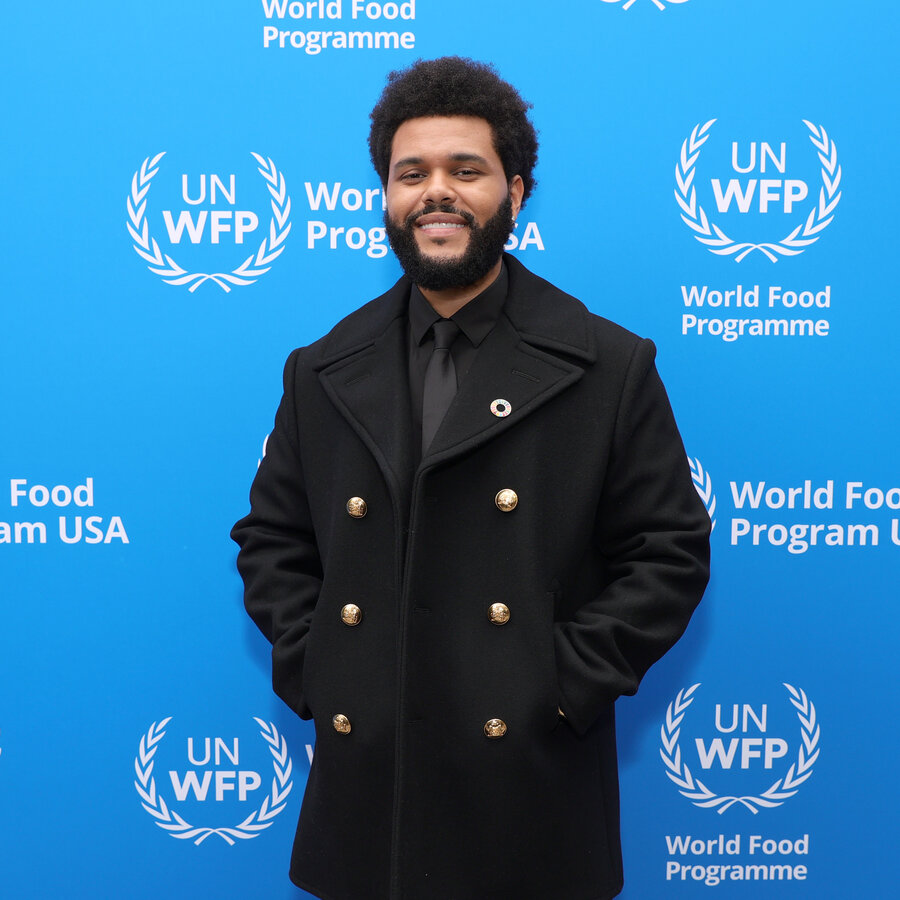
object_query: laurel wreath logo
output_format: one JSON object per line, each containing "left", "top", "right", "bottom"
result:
{"left": 602, "top": 0, "right": 690, "bottom": 9}
{"left": 675, "top": 120, "right": 842, "bottom": 262}
{"left": 133, "top": 717, "right": 293, "bottom": 845}
{"left": 688, "top": 456, "right": 716, "bottom": 532}
{"left": 126, "top": 152, "right": 292, "bottom": 291}
{"left": 660, "top": 683, "right": 820, "bottom": 813}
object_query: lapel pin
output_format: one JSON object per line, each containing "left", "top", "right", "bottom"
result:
{"left": 490, "top": 399, "right": 512, "bottom": 418}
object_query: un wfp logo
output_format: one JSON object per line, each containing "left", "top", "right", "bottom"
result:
{"left": 133, "top": 717, "right": 293, "bottom": 844}
{"left": 689, "top": 456, "right": 716, "bottom": 532}
{"left": 675, "top": 120, "right": 841, "bottom": 261}
{"left": 660, "top": 684, "right": 820, "bottom": 813}
{"left": 126, "top": 152, "right": 292, "bottom": 291}
{"left": 601, "top": 0, "right": 691, "bottom": 9}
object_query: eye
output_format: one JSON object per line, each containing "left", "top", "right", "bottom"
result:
{"left": 455, "top": 168, "right": 480, "bottom": 178}
{"left": 398, "top": 171, "right": 425, "bottom": 182}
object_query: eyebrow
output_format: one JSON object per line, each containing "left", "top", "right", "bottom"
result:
{"left": 391, "top": 152, "right": 491, "bottom": 172}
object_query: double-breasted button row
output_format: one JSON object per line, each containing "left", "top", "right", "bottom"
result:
{"left": 333, "top": 714, "right": 508, "bottom": 739}
{"left": 343, "top": 602, "right": 506, "bottom": 626}
{"left": 352, "top": 492, "right": 519, "bottom": 515}
{"left": 340, "top": 489, "right": 514, "bottom": 743}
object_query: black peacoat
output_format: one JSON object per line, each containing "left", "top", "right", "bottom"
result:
{"left": 232, "top": 255, "right": 710, "bottom": 900}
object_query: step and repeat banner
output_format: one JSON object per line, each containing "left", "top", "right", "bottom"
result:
{"left": 2, "top": 2, "right": 897, "bottom": 897}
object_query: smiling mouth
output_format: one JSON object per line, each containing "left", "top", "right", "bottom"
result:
{"left": 414, "top": 218, "right": 469, "bottom": 243}
{"left": 408, "top": 206, "right": 475, "bottom": 233}
{"left": 414, "top": 215, "right": 469, "bottom": 240}
{"left": 418, "top": 221, "right": 466, "bottom": 231}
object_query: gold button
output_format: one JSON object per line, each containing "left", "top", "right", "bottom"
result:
{"left": 488, "top": 603, "right": 510, "bottom": 625}
{"left": 333, "top": 714, "right": 352, "bottom": 734}
{"left": 484, "top": 718, "right": 508, "bottom": 739}
{"left": 346, "top": 497, "right": 367, "bottom": 518}
{"left": 341, "top": 603, "right": 362, "bottom": 626}
{"left": 494, "top": 489, "right": 518, "bottom": 512}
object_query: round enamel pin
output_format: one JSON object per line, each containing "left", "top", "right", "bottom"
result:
{"left": 490, "top": 399, "right": 512, "bottom": 418}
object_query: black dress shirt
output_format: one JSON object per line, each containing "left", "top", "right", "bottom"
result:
{"left": 408, "top": 263, "right": 509, "bottom": 456}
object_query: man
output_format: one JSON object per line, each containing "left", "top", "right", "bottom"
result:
{"left": 232, "top": 57, "right": 710, "bottom": 900}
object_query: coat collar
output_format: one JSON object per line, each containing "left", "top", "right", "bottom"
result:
{"left": 502, "top": 254, "right": 596, "bottom": 364}
{"left": 315, "top": 256, "right": 596, "bottom": 488}
{"left": 314, "top": 255, "right": 597, "bottom": 369}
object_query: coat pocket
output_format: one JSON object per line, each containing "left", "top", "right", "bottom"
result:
{"left": 299, "top": 601, "right": 324, "bottom": 716}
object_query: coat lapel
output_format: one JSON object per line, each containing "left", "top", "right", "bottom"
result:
{"left": 316, "top": 256, "right": 599, "bottom": 482}
{"left": 421, "top": 313, "right": 584, "bottom": 466}
{"left": 317, "top": 280, "right": 415, "bottom": 503}
{"left": 421, "top": 255, "right": 597, "bottom": 468}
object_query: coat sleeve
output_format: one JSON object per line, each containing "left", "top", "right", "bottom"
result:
{"left": 554, "top": 338, "right": 711, "bottom": 736}
{"left": 231, "top": 349, "right": 323, "bottom": 720}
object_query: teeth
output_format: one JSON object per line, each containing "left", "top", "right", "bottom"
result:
{"left": 419, "top": 222, "right": 464, "bottom": 229}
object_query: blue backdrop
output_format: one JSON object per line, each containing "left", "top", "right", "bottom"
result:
{"left": 2, "top": 1, "right": 897, "bottom": 896}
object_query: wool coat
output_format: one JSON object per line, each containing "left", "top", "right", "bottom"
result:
{"left": 231, "top": 255, "right": 710, "bottom": 900}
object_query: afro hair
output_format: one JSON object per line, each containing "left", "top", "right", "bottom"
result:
{"left": 368, "top": 56, "right": 539, "bottom": 206}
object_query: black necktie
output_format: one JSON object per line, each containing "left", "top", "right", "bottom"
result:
{"left": 421, "top": 319, "right": 459, "bottom": 452}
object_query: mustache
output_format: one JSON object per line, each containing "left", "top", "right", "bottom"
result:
{"left": 404, "top": 204, "right": 476, "bottom": 229}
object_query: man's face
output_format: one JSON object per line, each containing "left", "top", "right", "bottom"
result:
{"left": 384, "top": 116, "right": 524, "bottom": 291}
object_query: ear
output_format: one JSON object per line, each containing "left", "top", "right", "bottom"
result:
{"left": 508, "top": 174, "right": 524, "bottom": 220}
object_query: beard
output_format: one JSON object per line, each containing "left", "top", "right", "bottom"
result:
{"left": 384, "top": 195, "right": 514, "bottom": 291}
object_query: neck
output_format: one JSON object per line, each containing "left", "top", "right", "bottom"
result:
{"left": 418, "top": 258, "right": 503, "bottom": 318}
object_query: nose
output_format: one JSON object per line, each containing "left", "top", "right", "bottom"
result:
{"left": 422, "top": 169, "right": 457, "bottom": 206}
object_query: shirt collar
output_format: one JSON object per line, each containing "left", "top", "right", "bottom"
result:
{"left": 408, "top": 261, "right": 509, "bottom": 348}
